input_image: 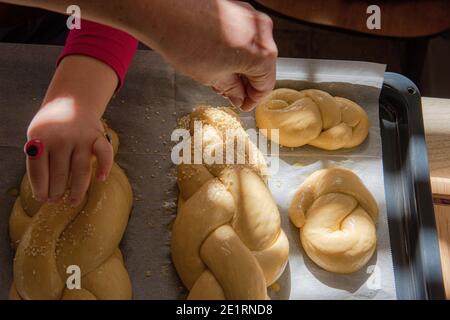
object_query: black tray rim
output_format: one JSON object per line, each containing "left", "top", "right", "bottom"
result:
{"left": 380, "top": 72, "right": 445, "bottom": 300}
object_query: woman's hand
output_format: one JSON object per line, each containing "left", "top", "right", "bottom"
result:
{"left": 5, "top": 0, "right": 278, "bottom": 111}
{"left": 26, "top": 55, "right": 118, "bottom": 206}
{"left": 137, "top": 0, "right": 278, "bottom": 111}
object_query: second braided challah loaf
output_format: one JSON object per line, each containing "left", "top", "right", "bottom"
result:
{"left": 172, "top": 106, "right": 289, "bottom": 299}
{"left": 255, "top": 88, "right": 369, "bottom": 150}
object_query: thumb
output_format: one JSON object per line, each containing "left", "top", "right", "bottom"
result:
{"left": 92, "top": 135, "right": 114, "bottom": 181}
{"left": 240, "top": 83, "right": 271, "bottom": 112}
{"left": 211, "top": 74, "right": 246, "bottom": 109}
{"left": 240, "top": 61, "right": 276, "bottom": 111}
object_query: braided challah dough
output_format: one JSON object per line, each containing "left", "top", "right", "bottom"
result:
{"left": 255, "top": 88, "right": 369, "bottom": 150}
{"left": 172, "top": 106, "right": 289, "bottom": 299}
{"left": 289, "top": 167, "right": 378, "bottom": 273}
{"left": 9, "top": 126, "right": 133, "bottom": 300}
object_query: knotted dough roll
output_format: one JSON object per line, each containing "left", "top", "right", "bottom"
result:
{"left": 255, "top": 88, "right": 369, "bottom": 150}
{"left": 173, "top": 106, "right": 289, "bottom": 299}
{"left": 9, "top": 126, "right": 133, "bottom": 300}
{"left": 289, "top": 167, "right": 378, "bottom": 273}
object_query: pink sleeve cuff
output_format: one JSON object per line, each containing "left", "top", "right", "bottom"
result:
{"left": 58, "top": 20, "right": 138, "bottom": 91}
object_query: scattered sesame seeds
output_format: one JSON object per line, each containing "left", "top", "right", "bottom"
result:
{"left": 270, "top": 282, "right": 281, "bottom": 292}
{"left": 160, "top": 265, "right": 169, "bottom": 275}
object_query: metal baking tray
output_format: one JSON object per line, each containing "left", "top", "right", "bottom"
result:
{"left": 380, "top": 72, "right": 445, "bottom": 299}
{"left": 0, "top": 42, "right": 445, "bottom": 299}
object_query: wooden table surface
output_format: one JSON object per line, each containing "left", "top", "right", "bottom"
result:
{"left": 422, "top": 97, "right": 450, "bottom": 299}
{"left": 255, "top": 0, "right": 450, "bottom": 37}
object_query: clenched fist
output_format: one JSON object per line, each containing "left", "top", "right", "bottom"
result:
{"left": 140, "top": 0, "right": 278, "bottom": 111}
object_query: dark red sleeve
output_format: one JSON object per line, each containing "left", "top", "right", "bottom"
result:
{"left": 58, "top": 20, "right": 138, "bottom": 90}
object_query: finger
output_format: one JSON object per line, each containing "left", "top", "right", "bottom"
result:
{"left": 233, "top": 1, "right": 255, "bottom": 10}
{"left": 255, "top": 12, "right": 277, "bottom": 51}
{"left": 241, "top": 41, "right": 277, "bottom": 111}
{"left": 48, "top": 147, "right": 72, "bottom": 202}
{"left": 240, "top": 12, "right": 277, "bottom": 111}
{"left": 241, "top": 78, "right": 273, "bottom": 111}
{"left": 26, "top": 150, "right": 49, "bottom": 202}
{"left": 212, "top": 74, "right": 246, "bottom": 108}
{"left": 69, "top": 148, "right": 92, "bottom": 207}
{"left": 92, "top": 135, "right": 114, "bottom": 181}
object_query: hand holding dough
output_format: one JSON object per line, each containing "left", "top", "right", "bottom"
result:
{"left": 9, "top": 126, "right": 133, "bottom": 300}
{"left": 172, "top": 106, "right": 289, "bottom": 299}
{"left": 255, "top": 88, "right": 369, "bottom": 150}
{"left": 289, "top": 167, "right": 378, "bottom": 273}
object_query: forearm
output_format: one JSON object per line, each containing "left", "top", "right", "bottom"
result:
{"left": 1, "top": 0, "right": 172, "bottom": 51}
{"left": 41, "top": 55, "right": 118, "bottom": 119}
{"left": 1, "top": 0, "right": 135, "bottom": 28}
{"left": 5, "top": 0, "right": 277, "bottom": 110}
